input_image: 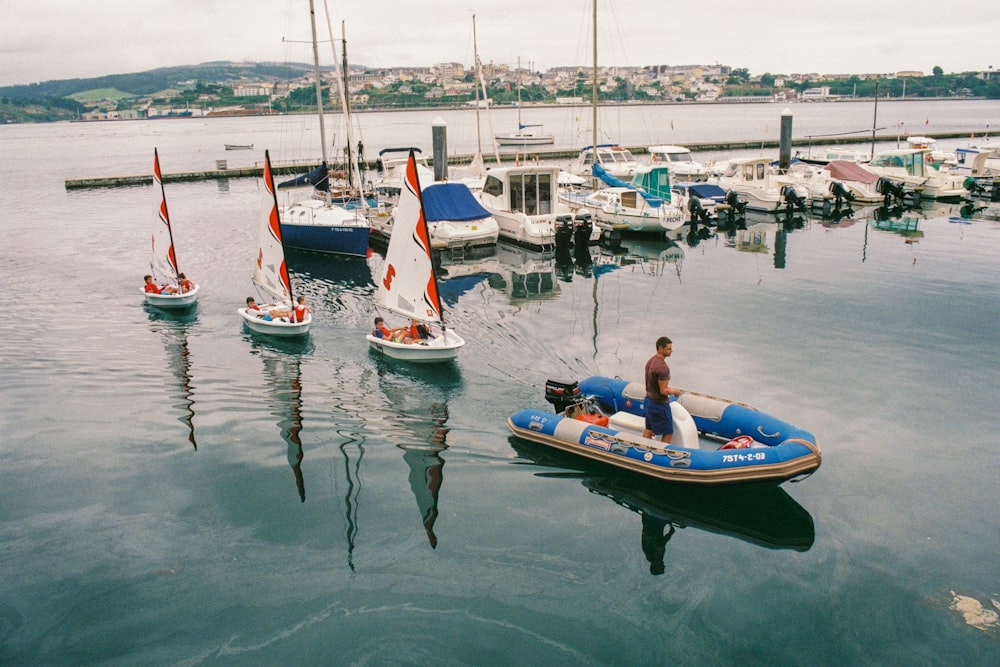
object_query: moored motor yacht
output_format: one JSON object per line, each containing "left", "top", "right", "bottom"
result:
{"left": 478, "top": 164, "right": 595, "bottom": 249}
{"left": 647, "top": 144, "right": 709, "bottom": 182}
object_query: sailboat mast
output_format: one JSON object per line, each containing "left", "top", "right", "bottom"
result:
{"left": 592, "top": 0, "right": 599, "bottom": 179}
{"left": 308, "top": 0, "right": 329, "bottom": 171}
{"left": 516, "top": 56, "right": 522, "bottom": 129}
{"left": 153, "top": 147, "right": 179, "bottom": 281}
{"left": 341, "top": 22, "right": 353, "bottom": 186}
{"left": 870, "top": 80, "right": 879, "bottom": 161}
{"left": 320, "top": 1, "right": 364, "bottom": 205}
{"left": 472, "top": 14, "right": 483, "bottom": 158}
{"left": 592, "top": 1, "right": 598, "bottom": 152}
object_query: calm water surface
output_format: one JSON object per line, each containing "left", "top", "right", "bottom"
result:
{"left": 1, "top": 102, "right": 998, "bottom": 665}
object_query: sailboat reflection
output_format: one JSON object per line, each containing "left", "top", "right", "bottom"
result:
{"left": 375, "top": 364, "right": 458, "bottom": 548}
{"left": 510, "top": 438, "right": 815, "bottom": 574}
{"left": 146, "top": 307, "right": 198, "bottom": 450}
{"left": 400, "top": 402, "right": 450, "bottom": 548}
{"left": 249, "top": 336, "right": 313, "bottom": 502}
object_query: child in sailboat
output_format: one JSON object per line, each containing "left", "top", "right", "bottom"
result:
{"left": 178, "top": 273, "right": 195, "bottom": 293}
{"left": 144, "top": 275, "right": 177, "bottom": 294}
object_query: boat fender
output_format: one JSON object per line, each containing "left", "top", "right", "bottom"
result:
{"left": 575, "top": 413, "right": 609, "bottom": 427}
{"left": 720, "top": 435, "right": 754, "bottom": 450}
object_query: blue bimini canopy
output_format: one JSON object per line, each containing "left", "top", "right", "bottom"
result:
{"left": 687, "top": 183, "right": 728, "bottom": 200}
{"left": 422, "top": 183, "right": 491, "bottom": 222}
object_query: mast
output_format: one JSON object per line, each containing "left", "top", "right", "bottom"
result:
{"left": 516, "top": 56, "right": 522, "bottom": 130}
{"left": 320, "top": 1, "right": 364, "bottom": 206}
{"left": 308, "top": 0, "right": 329, "bottom": 183}
{"left": 153, "top": 147, "right": 179, "bottom": 282}
{"left": 870, "top": 80, "right": 879, "bottom": 161}
{"left": 473, "top": 14, "right": 482, "bottom": 159}
{"left": 592, "top": 0, "right": 599, "bottom": 179}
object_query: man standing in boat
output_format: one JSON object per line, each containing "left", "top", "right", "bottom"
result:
{"left": 643, "top": 336, "right": 680, "bottom": 444}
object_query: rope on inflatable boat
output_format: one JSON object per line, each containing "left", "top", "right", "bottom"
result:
{"left": 674, "top": 387, "right": 758, "bottom": 411}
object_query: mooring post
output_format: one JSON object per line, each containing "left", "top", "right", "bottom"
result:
{"left": 432, "top": 117, "right": 448, "bottom": 182}
{"left": 779, "top": 108, "right": 793, "bottom": 173}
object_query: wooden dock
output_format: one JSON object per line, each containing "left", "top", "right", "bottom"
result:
{"left": 63, "top": 131, "right": 976, "bottom": 190}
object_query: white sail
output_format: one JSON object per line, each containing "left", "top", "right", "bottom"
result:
{"left": 150, "top": 148, "right": 179, "bottom": 287}
{"left": 374, "top": 150, "right": 442, "bottom": 324}
{"left": 254, "top": 152, "right": 293, "bottom": 304}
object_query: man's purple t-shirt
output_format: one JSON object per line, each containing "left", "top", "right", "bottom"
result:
{"left": 645, "top": 355, "right": 671, "bottom": 403}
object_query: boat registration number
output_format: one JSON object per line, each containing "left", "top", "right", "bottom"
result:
{"left": 722, "top": 452, "right": 767, "bottom": 463}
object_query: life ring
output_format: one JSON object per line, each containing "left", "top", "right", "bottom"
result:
{"left": 720, "top": 435, "right": 754, "bottom": 450}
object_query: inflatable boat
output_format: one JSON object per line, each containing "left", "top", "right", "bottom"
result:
{"left": 507, "top": 376, "right": 821, "bottom": 486}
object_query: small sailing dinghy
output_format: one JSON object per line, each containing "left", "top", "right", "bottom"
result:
{"left": 143, "top": 148, "right": 200, "bottom": 309}
{"left": 366, "top": 150, "right": 465, "bottom": 362}
{"left": 237, "top": 150, "right": 312, "bottom": 337}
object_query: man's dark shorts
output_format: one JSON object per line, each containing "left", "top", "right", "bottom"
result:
{"left": 644, "top": 398, "right": 674, "bottom": 436}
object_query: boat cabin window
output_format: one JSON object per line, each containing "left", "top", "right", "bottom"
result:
{"left": 620, "top": 190, "right": 638, "bottom": 208}
{"left": 508, "top": 172, "right": 553, "bottom": 215}
{"left": 743, "top": 163, "right": 755, "bottom": 181}
{"left": 483, "top": 174, "right": 504, "bottom": 197}
{"left": 613, "top": 149, "right": 636, "bottom": 163}
{"left": 672, "top": 152, "right": 692, "bottom": 163}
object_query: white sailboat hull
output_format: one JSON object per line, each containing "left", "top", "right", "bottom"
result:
{"left": 366, "top": 330, "right": 465, "bottom": 362}
{"left": 143, "top": 283, "right": 200, "bottom": 309}
{"left": 237, "top": 307, "right": 311, "bottom": 336}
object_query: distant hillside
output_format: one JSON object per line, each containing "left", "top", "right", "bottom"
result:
{"left": 0, "top": 61, "right": 316, "bottom": 100}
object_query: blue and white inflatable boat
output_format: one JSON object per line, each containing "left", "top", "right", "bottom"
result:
{"left": 507, "top": 376, "right": 821, "bottom": 486}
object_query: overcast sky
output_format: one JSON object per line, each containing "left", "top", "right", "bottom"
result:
{"left": 2, "top": 0, "right": 997, "bottom": 87}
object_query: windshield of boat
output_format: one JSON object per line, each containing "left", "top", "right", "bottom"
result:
{"left": 508, "top": 172, "right": 553, "bottom": 215}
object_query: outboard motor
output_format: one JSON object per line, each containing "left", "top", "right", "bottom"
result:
{"left": 687, "top": 195, "right": 710, "bottom": 223}
{"left": 829, "top": 180, "right": 855, "bottom": 207}
{"left": 876, "top": 177, "right": 905, "bottom": 207}
{"left": 554, "top": 215, "right": 574, "bottom": 249}
{"left": 780, "top": 185, "right": 807, "bottom": 212}
{"left": 573, "top": 212, "right": 593, "bottom": 248}
{"left": 721, "top": 189, "right": 747, "bottom": 225}
{"left": 544, "top": 379, "right": 583, "bottom": 413}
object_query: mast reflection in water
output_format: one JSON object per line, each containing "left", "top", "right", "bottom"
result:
{"left": 147, "top": 306, "right": 199, "bottom": 451}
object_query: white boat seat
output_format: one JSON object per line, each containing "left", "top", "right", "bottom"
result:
{"left": 609, "top": 411, "right": 645, "bottom": 433}
{"left": 610, "top": 404, "right": 701, "bottom": 449}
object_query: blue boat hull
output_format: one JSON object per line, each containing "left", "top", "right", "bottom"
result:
{"left": 507, "top": 376, "right": 821, "bottom": 486}
{"left": 280, "top": 224, "right": 370, "bottom": 257}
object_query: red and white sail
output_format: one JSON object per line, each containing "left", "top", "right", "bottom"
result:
{"left": 253, "top": 151, "right": 293, "bottom": 304}
{"left": 150, "top": 148, "right": 179, "bottom": 287}
{"left": 374, "top": 150, "right": 443, "bottom": 325}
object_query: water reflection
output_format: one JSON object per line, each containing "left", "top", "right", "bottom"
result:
{"left": 247, "top": 334, "right": 313, "bottom": 503}
{"left": 374, "top": 362, "right": 460, "bottom": 548}
{"left": 434, "top": 242, "right": 560, "bottom": 302}
{"left": 591, "top": 235, "right": 685, "bottom": 278}
{"left": 511, "top": 438, "right": 815, "bottom": 575}
{"left": 146, "top": 306, "right": 199, "bottom": 450}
